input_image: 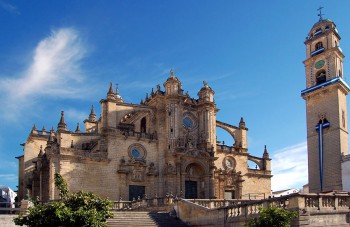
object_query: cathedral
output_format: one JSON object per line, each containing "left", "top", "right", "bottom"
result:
{"left": 17, "top": 70, "right": 271, "bottom": 202}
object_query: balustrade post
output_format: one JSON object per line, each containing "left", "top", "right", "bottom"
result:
{"left": 153, "top": 193, "right": 158, "bottom": 207}
{"left": 334, "top": 193, "right": 337, "bottom": 210}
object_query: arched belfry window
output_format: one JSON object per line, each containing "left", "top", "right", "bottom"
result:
{"left": 339, "top": 70, "right": 342, "bottom": 77}
{"left": 316, "top": 70, "right": 327, "bottom": 85}
{"left": 140, "top": 117, "right": 146, "bottom": 133}
{"left": 315, "top": 42, "right": 323, "bottom": 50}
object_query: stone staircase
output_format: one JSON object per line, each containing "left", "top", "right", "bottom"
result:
{"left": 107, "top": 211, "right": 189, "bottom": 227}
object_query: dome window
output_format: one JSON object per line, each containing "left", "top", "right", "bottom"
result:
{"left": 314, "top": 28, "right": 322, "bottom": 36}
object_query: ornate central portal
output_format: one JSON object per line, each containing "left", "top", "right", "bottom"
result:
{"left": 185, "top": 180, "right": 197, "bottom": 199}
{"left": 129, "top": 185, "right": 145, "bottom": 201}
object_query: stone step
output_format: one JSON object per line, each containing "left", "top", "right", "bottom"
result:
{"left": 107, "top": 211, "right": 189, "bottom": 227}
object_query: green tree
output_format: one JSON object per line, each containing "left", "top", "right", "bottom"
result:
{"left": 14, "top": 173, "right": 113, "bottom": 227}
{"left": 245, "top": 205, "right": 297, "bottom": 227}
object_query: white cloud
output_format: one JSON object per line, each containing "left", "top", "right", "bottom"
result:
{"left": 0, "top": 174, "right": 17, "bottom": 182}
{"left": 0, "top": 28, "right": 87, "bottom": 121}
{"left": 0, "top": 0, "right": 20, "bottom": 15}
{"left": 0, "top": 161, "right": 17, "bottom": 169}
{"left": 271, "top": 142, "right": 308, "bottom": 191}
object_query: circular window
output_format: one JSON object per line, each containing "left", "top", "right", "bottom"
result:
{"left": 183, "top": 117, "right": 194, "bottom": 129}
{"left": 128, "top": 144, "right": 146, "bottom": 160}
{"left": 131, "top": 148, "right": 141, "bottom": 158}
{"left": 223, "top": 157, "right": 236, "bottom": 170}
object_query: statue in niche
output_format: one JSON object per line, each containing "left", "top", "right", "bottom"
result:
{"left": 117, "top": 157, "right": 129, "bottom": 173}
{"left": 147, "top": 162, "right": 157, "bottom": 176}
{"left": 188, "top": 166, "right": 194, "bottom": 176}
{"left": 227, "top": 176, "right": 233, "bottom": 186}
{"left": 165, "top": 163, "right": 176, "bottom": 174}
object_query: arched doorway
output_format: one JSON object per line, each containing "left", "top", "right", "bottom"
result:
{"left": 184, "top": 163, "right": 205, "bottom": 199}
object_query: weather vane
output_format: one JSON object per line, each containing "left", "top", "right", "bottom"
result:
{"left": 317, "top": 6, "right": 324, "bottom": 20}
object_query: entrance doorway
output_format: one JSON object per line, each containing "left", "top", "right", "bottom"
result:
{"left": 129, "top": 185, "right": 145, "bottom": 201}
{"left": 185, "top": 180, "right": 198, "bottom": 199}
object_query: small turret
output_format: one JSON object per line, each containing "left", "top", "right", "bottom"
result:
{"left": 41, "top": 126, "right": 47, "bottom": 135}
{"left": 57, "top": 111, "right": 67, "bottom": 131}
{"left": 107, "top": 82, "right": 116, "bottom": 100}
{"left": 31, "top": 124, "right": 38, "bottom": 135}
{"left": 75, "top": 123, "right": 81, "bottom": 133}
{"left": 115, "top": 84, "right": 123, "bottom": 103}
{"left": 46, "top": 126, "right": 56, "bottom": 148}
{"left": 263, "top": 145, "right": 269, "bottom": 159}
{"left": 239, "top": 117, "right": 246, "bottom": 129}
{"left": 38, "top": 145, "right": 44, "bottom": 157}
{"left": 88, "top": 105, "right": 96, "bottom": 122}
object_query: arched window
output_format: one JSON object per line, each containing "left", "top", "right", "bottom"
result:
{"left": 316, "top": 70, "right": 327, "bottom": 85}
{"left": 339, "top": 70, "right": 342, "bottom": 77}
{"left": 315, "top": 42, "right": 323, "bottom": 50}
{"left": 140, "top": 117, "right": 146, "bottom": 133}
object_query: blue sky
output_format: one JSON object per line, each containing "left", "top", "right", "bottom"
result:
{"left": 0, "top": 0, "right": 350, "bottom": 193}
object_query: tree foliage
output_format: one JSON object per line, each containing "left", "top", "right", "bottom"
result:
{"left": 245, "top": 205, "right": 297, "bottom": 227}
{"left": 14, "top": 173, "right": 113, "bottom": 227}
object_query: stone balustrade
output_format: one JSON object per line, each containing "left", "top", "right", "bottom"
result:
{"left": 176, "top": 192, "right": 350, "bottom": 227}
{"left": 112, "top": 196, "right": 175, "bottom": 211}
{"left": 186, "top": 199, "right": 251, "bottom": 209}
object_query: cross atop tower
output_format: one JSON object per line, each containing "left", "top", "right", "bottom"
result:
{"left": 317, "top": 6, "right": 324, "bottom": 21}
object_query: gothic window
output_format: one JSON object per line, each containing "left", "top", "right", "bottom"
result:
{"left": 316, "top": 70, "right": 326, "bottom": 85}
{"left": 140, "top": 117, "right": 146, "bottom": 133}
{"left": 315, "top": 42, "right": 323, "bottom": 50}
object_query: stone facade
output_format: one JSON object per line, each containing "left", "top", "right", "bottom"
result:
{"left": 302, "top": 18, "right": 350, "bottom": 193}
{"left": 17, "top": 71, "right": 271, "bottom": 202}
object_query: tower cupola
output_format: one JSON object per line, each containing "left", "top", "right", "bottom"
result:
{"left": 197, "top": 80, "right": 214, "bottom": 103}
{"left": 303, "top": 12, "right": 345, "bottom": 89}
{"left": 163, "top": 70, "right": 183, "bottom": 95}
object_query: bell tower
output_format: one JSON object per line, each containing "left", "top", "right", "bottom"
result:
{"left": 301, "top": 10, "right": 350, "bottom": 192}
